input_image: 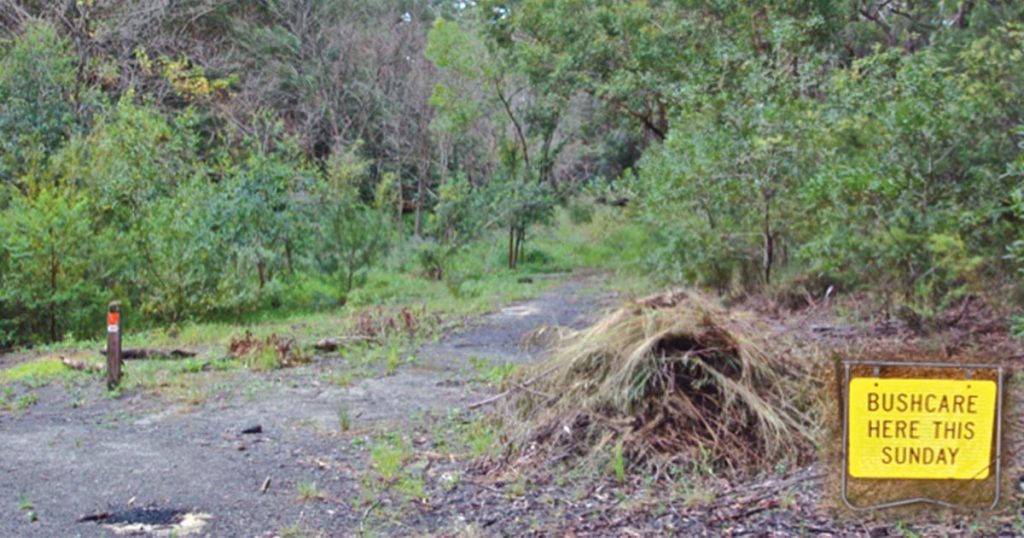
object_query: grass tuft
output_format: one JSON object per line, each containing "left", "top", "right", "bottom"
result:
{"left": 370, "top": 436, "right": 408, "bottom": 483}
{"left": 295, "top": 481, "right": 323, "bottom": 502}
{"left": 0, "top": 357, "right": 82, "bottom": 386}
{"left": 336, "top": 403, "right": 352, "bottom": 432}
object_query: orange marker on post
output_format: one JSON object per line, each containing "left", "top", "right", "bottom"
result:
{"left": 106, "top": 302, "right": 122, "bottom": 389}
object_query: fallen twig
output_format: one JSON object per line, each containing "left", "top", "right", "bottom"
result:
{"left": 701, "top": 469, "right": 825, "bottom": 513}
{"left": 711, "top": 499, "right": 779, "bottom": 524}
{"left": 360, "top": 499, "right": 381, "bottom": 532}
{"left": 314, "top": 336, "right": 380, "bottom": 351}
{"left": 77, "top": 511, "right": 111, "bottom": 523}
{"left": 515, "top": 382, "right": 552, "bottom": 400}
{"left": 738, "top": 470, "right": 824, "bottom": 495}
{"left": 466, "top": 480, "right": 504, "bottom": 494}
{"left": 468, "top": 364, "right": 560, "bottom": 409}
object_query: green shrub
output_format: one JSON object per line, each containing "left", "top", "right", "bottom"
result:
{"left": 0, "top": 188, "right": 103, "bottom": 343}
{"left": 567, "top": 200, "right": 595, "bottom": 225}
{"left": 316, "top": 200, "right": 389, "bottom": 299}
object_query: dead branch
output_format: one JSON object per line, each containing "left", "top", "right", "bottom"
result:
{"left": 96, "top": 348, "right": 196, "bottom": 360}
{"left": 124, "top": 348, "right": 197, "bottom": 359}
{"left": 61, "top": 356, "right": 104, "bottom": 373}
{"left": 313, "top": 336, "right": 380, "bottom": 351}
{"left": 468, "top": 364, "right": 560, "bottom": 409}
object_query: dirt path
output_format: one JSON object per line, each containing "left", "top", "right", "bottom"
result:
{"left": 0, "top": 273, "right": 614, "bottom": 537}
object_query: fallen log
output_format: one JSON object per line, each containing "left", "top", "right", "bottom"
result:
{"left": 96, "top": 348, "right": 197, "bottom": 360}
{"left": 314, "top": 336, "right": 379, "bottom": 351}
{"left": 124, "top": 348, "right": 196, "bottom": 359}
{"left": 61, "top": 357, "right": 104, "bottom": 373}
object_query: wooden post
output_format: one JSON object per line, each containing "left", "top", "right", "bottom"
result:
{"left": 106, "top": 302, "right": 122, "bottom": 389}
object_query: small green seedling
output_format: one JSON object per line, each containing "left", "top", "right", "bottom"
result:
{"left": 18, "top": 495, "right": 36, "bottom": 522}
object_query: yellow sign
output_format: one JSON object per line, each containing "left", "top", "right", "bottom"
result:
{"left": 848, "top": 377, "right": 996, "bottom": 480}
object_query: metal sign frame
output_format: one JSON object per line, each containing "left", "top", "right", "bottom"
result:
{"left": 841, "top": 360, "right": 1004, "bottom": 511}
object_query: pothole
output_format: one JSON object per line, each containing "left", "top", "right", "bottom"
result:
{"left": 81, "top": 507, "right": 211, "bottom": 536}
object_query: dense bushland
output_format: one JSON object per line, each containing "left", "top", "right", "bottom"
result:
{"left": 476, "top": 1, "right": 1024, "bottom": 320}
{"left": 0, "top": 21, "right": 391, "bottom": 344}
{"left": 1, "top": 1, "right": 1022, "bottom": 345}
{"left": 629, "top": 3, "right": 1024, "bottom": 318}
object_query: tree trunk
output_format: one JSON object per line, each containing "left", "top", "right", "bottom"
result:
{"left": 414, "top": 164, "right": 426, "bottom": 237}
{"left": 284, "top": 240, "right": 294, "bottom": 275}
{"left": 396, "top": 156, "right": 404, "bottom": 235}
{"left": 495, "top": 82, "right": 530, "bottom": 169}
{"left": 508, "top": 223, "right": 517, "bottom": 269}
{"left": 49, "top": 247, "right": 58, "bottom": 343}
{"left": 762, "top": 197, "right": 774, "bottom": 286}
{"left": 440, "top": 136, "right": 451, "bottom": 243}
{"left": 515, "top": 225, "right": 526, "bottom": 267}
{"left": 439, "top": 136, "right": 450, "bottom": 186}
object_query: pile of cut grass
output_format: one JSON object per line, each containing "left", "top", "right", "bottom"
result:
{"left": 502, "top": 289, "right": 818, "bottom": 477}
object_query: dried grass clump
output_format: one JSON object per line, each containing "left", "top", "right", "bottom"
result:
{"left": 504, "top": 289, "right": 818, "bottom": 476}
{"left": 228, "top": 331, "right": 309, "bottom": 369}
